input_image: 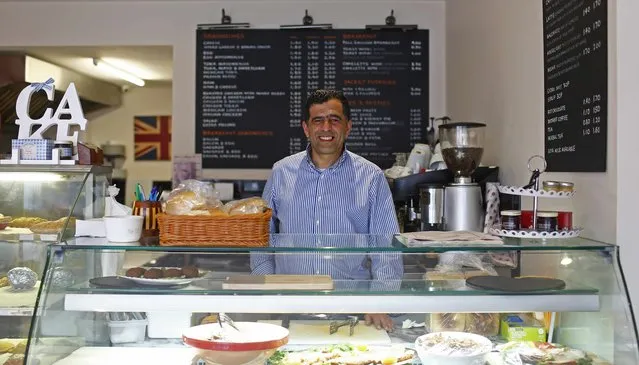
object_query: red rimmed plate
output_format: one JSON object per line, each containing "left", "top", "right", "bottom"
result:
{"left": 183, "top": 322, "right": 289, "bottom": 352}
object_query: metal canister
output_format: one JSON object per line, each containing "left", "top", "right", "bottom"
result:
{"left": 419, "top": 183, "right": 445, "bottom": 231}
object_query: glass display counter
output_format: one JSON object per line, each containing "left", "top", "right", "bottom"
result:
{"left": 17, "top": 234, "right": 639, "bottom": 365}
{"left": 0, "top": 165, "right": 112, "bottom": 362}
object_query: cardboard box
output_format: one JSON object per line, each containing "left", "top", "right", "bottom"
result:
{"left": 11, "top": 139, "right": 54, "bottom": 160}
{"left": 501, "top": 314, "right": 547, "bottom": 342}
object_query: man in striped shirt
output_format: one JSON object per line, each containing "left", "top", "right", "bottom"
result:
{"left": 250, "top": 90, "right": 403, "bottom": 331}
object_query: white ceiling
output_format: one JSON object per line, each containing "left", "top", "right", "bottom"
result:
{"left": 2, "top": 45, "right": 173, "bottom": 87}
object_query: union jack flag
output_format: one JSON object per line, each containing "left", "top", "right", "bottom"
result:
{"left": 134, "top": 115, "right": 172, "bottom": 161}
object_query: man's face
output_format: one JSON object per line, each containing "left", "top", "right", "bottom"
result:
{"left": 302, "top": 99, "right": 352, "bottom": 157}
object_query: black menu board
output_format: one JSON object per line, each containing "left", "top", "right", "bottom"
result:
{"left": 543, "top": 0, "right": 607, "bottom": 172}
{"left": 195, "top": 29, "right": 429, "bottom": 169}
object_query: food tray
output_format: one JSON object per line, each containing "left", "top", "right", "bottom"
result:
{"left": 498, "top": 185, "right": 575, "bottom": 198}
{"left": 488, "top": 227, "right": 582, "bottom": 239}
{"left": 157, "top": 209, "right": 271, "bottom": 247}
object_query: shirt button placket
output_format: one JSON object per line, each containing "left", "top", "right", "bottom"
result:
{"left": 315, "top": 172, "right": 323, "bottom": 250}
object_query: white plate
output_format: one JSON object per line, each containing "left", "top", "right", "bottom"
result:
{"left": 120, "top": 267, "right": 206, "bottom": 287}
{"left": 120, "top": 276, "right": 196, "bottom": 286}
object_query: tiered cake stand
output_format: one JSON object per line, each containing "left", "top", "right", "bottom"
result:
{"left": 488, "top": 156, "right": 582, "bottom": 239}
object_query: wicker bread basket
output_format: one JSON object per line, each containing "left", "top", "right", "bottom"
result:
{"left": 157, "top": 209, "right": 272, "bottom": 247}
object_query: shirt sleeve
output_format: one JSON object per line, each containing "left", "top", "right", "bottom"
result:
{"left": 249, "top": 170, "right": 277, "bottom": 275}
{"left": 368, "top": 170, "right": 403, "bottom": 289}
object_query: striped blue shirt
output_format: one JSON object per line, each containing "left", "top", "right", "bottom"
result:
{"left": 250, "top": 147, "right": 403, "bottom": 289}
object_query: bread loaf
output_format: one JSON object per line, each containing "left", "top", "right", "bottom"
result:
{"left": 223, "top": 197, "right": 268, "bottom": 215}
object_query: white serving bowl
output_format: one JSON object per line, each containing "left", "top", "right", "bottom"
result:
{"left": 415, "top": 331, "right": 493, "bottom": 365}
{"left": 104, "top": 215, "right": 143, "bottom": 242}
{"left": 183, "top": 322, "right": 289, "bottom": 365}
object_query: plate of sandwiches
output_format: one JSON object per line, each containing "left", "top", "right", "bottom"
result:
{"left": 121, "top": 266, "right": 205, "bottom": 286}
{"left": 267, "top": 344, "right": 415, "bottom": 365}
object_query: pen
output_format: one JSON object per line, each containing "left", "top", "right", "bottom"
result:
{"left": 136, "top": 183, "right": 146, "bottom": 201}
{"left": 149, "top": 186, "right": 158, "bottom": 201}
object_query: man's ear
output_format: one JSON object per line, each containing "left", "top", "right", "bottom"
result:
{"left": 346, "top": 119, "right": 353, "bottom": 135}
{"left": 302, "top": 120, "right": 310, "bottom": 138}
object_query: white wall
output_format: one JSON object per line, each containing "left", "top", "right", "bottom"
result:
{"left": 446, "top": 0, "right": 639, "bottom": 339}
{"left": 616, "top": 0, "right": 639, "bottom": 326}
{"left": 0, "top": 0, "right": 447, "bottom": 181}
{"left": 85, "top": 85, "right": 173, "bottom": 206}
{"left": 445, "top": 0, "right": 617, "bottom": 244}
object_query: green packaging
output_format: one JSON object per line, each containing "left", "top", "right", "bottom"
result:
{"left": 500, "top": 314, "right": 547, "bottom": 342}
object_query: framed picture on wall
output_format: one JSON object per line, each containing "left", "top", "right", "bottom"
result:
{"left": 173, "top": 154, "right": 202, "bottom": 189}
{"left": 134, "top": 115, "right": 172, "bottom": 161}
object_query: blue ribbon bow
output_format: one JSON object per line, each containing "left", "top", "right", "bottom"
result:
{"left": 30, "top": 78, "right": 55, "bottom": 92}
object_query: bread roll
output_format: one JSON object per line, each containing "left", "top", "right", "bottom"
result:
{"left": 223, "top": 197, "right": 268, "bottom": 215}
{"left": 165, "top": 190, "right": 207, "bottom": 215}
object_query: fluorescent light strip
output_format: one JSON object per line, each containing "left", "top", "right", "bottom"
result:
{"left": 93, "top": 58, "right": 145, "bottom": 87}
{"left": 0, "top": 172, "right": 62, "bottom": 182}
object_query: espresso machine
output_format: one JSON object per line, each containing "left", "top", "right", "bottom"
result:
{"left": 438, "top": 122, "right": 486, "bottom": 232}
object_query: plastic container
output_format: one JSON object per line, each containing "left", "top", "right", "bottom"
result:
{"left": 107, "top": 315, "right": 148, "bottom": 344}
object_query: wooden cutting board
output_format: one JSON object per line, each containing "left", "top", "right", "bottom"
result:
{"left": 259, "top": 320, "right": 392, "bottom": 345}
{"left": 223, "top": 275, "right": 333, "bottom": 290}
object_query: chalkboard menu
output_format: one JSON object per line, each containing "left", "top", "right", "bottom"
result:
{"left": 195, "top": 29, "right": 429, "bottom": 169}
{"left": 543, "top": 0, "right": 607, "bottom": 172}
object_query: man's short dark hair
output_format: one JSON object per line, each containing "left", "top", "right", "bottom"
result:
{"left": 304, "top": 89, "right": 351, "bottom": 121}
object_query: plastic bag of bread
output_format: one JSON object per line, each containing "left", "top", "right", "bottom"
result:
{"left": 429, "top": 313, "right": 466, "bottom": 332}
{"left": 222, "top": 197, "right": 268, "bottom": 215}
{"left": 162, "top": 180, "right": 222, "bottom": 215}
{"left": 465, "top": 313, "right": 500, "bottom": 336}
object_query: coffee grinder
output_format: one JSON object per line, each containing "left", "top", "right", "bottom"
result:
{"left": 438, "top": 122, "right": 486, "bottom": 231}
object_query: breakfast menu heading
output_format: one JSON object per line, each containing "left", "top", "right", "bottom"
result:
{"left": 543, "top": 0, "right": 608, "bottom": 172}
{"left": 195, "top": 29, "right": 430, "bottom": 169}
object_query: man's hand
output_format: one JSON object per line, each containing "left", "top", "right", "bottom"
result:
{"left": 364, "top": 314, "right": 394, "bottom": 332}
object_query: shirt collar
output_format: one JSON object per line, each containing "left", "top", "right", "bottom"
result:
{"left": 304, "top": 143, "right": 348, "bottom": 171}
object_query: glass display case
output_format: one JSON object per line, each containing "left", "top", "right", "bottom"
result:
{"left": 0, "top": 165, "right": 112, "bottom": 361}
{"left": 18, "top": 234, "right": 639, "bottom": 365}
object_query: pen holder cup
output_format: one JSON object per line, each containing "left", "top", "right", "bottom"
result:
{"left": 132, "top": 201, "right": 163, "bottom": 238}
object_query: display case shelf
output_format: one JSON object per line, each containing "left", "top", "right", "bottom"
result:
{"left": 497, "top": 185, "right": 575, "bottom": 198}
{"left": 62, "top": 236, "right": 614, "bottom": 253}
{"left": 0, "top": 306, "right": 33, "bottom": 316}
{"left": 64, "top": 291, "right": 600, "bottom": 313}
{"left": 488, "top": 227, "right": 583, "bottom": 239}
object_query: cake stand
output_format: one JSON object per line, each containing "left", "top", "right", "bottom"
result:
{"left": 488, "top": 155, "right": 582, "bottom": 239}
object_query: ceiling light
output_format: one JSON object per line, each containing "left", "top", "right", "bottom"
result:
{"left": 0, "top": 172, "right": 62, "bottom": 182}
{"left": 93, "top": 58, "right": 145, "bottom": 87}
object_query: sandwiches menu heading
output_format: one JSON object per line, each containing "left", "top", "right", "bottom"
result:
{"left": 195, "top": 29, "right": 430, "bottom": 169}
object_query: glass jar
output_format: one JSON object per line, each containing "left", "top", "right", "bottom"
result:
{"left": 542, "top": 181, "right": 560, "bottom": 192}
{"left": 54, "top": 141, "right": 74, "bottom": 160}
{"left": 537, "top": 211, "right": 559, "bottom": 232}
{"left": 559, "top": 182, "right": 574, "bottom": 193}
{"left": 500, "top": 210, "right": 521, "bottom": 230}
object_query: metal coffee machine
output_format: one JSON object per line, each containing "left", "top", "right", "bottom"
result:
{"left": 438, "top": 122, "right": 486, "bottom": 232}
